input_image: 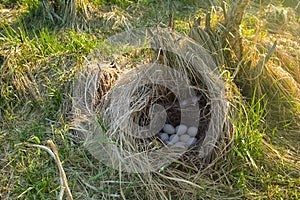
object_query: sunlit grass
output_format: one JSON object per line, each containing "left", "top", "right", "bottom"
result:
{"left": 0, "top": 0, "right": 299, "bottom": 199}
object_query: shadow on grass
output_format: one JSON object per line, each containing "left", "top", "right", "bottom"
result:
{"left": 1, "top": 0, "right": 221, "bottom": 37}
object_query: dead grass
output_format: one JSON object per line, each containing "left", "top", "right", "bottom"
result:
{"left": 238, "top": 1, "right": 300, "bottom": 127}
{"left": 71, "top": 27, "right": 237, "bottom": 199}
{"left": 0, "top": 0, "right": 299, "bottom": 199}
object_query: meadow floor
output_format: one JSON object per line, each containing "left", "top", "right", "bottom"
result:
{"left": 0, "top": 0, "right": 299, "bottom": 199}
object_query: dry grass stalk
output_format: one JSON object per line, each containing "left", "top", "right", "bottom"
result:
{"left": 40, "top": 0, "right": 90, "bottom": 28}
{"left": 222, "top": 0, "right": 250, "bottom": 64}
{"left": 28, "top": 141, "right": 73, "bottom": 200}
{"left": 47, "top": 140, "right": 73, "bottom": 200}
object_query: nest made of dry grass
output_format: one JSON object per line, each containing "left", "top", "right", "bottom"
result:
{"left": 72, "top": 28, "right": 234, "bottom": 199}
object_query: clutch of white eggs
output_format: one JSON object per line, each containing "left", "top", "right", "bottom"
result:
{"left": 158, "top": 124, "right": 198, "bottom": 148}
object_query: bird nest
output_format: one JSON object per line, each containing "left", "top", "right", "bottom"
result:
{"left": 72, "top": 28, "right": 232, "bottom": 173}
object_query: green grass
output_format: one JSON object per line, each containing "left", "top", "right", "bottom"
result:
{"left": 0, "top": 0, "right": 299, "bottom": 199}
{"left": 0, "top": 9, "right": 101, "bottom": 198}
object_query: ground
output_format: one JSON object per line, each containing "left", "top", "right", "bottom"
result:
{"left": 0, "top": 0, "right": 299, "bottom": 199}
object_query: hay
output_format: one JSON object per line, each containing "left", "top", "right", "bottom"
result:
{"left": 72, "top": 27, "right": 233, "bottom": 198}
{"left": 73, "top": 29, "right": 228, "bottom": 172}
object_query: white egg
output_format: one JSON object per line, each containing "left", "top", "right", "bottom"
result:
{"left": 173, "top": 141, "right": 186, "bottom": 147}
{"left": 169, "top": 134, "right": 179, "bottom": 143}
{"left": 187, "top": 137, "right": 197, "bottom": 146}
{"left": 179, "top": 134, "right": 190, "bottom": 143}
{"left": 159, "top": 133, "right": 169, "bottom": 141}
{"left": 163, "top": 124, "right": 176, "bottom": 134}
{"left": 175, "top": 124, "right": 187, "bottom": 135}
{"left": 187, "top": 126, "right": 198, "bottom": 137}
{"left": 166, "top": 141, "right": 174, "bottom": 146}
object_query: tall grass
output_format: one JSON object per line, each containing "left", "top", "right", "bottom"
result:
{"left": 0, "top": 0, "right": 299, "bottom": 199}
